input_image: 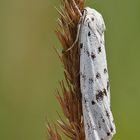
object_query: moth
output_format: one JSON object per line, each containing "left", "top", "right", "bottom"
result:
{"left": 79, "top": 7, "right": 116, "bottom": 140}
{"left": 64, "top": 2, "right": 116, "bottom": 139}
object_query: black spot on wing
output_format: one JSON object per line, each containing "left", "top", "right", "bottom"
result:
{"left": 96, "top": 72, "right": 101, "bottom": 79}
{"left": 107, "top": 81, "right": 110, "bottom": 91}
{"left": 98, "top": 121, "right": 101, "bottom": 129}
{"left": 88, "top": 31, "right": 91, "bottom": 36}
{"left": 110, "top": 127, "right": 114, "bottom": 132}
{"left": 91, "top": 52, "right": 96, "bottom": 60}
{"left": 107, "top": 132, "right": 111, "bottom": 136}
{"left": 96, "top": 88, "right": 108, "bottom": 102}
{"left": 81, "top": 10, "right": 84, "bottom": 15}
{"left": 106, "top": 110, "right": 110, "bottom": 119}
{"left": 98, "top": 47, "right": 101, "bottom": 53}
{"left": 103, "top": 88, "right": 107, "bottom": 96}
{"left": 104, "top": 68, "right": 107, "bottom": 74}
{"left": 102, "top": 119, "right": 105, "bottom": 123}
{"left": 96, "top": 90, "right": 104, "bottom": 101}
{"left": 80, "top": 43, "right": 83, "bottom": 49}
{"left": 91, "top": 100, "right": 96, "bottom": 105}
{"left": 84, "top": 98, "right": 87, "bottom": 103}
{"left": 88, "top": 22, "right": 90, "bottom": 29}
{"left": 101, "top": 138, "right": 104, "bottom": 140}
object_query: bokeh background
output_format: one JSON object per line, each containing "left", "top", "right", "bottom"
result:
{"left": 0, "top": 0, "right": 140, "bottom": 140}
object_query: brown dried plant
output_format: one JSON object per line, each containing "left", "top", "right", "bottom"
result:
{"left": 47, "top": 0, "right": 85, "bottom": 139}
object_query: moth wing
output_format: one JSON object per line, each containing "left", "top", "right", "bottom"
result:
{"left": 80, "top": 8, "right": 116, "bottom": 140}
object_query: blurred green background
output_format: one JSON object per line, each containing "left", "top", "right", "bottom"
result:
{"left": 0, "top": 0, "right": 140, "bottom": 140}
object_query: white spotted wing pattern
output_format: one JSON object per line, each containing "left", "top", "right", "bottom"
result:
{"left": 79, "top": 7, "right": 116, "bottom": 140}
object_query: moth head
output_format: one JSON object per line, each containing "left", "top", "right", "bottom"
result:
{"left": 84, "top": 7, "right": 106, "bottom": 35}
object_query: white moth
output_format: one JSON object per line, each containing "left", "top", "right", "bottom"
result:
{"left": 79, "top": 7, "right": 116, "bottom": 140}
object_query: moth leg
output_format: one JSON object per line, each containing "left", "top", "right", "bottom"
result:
{"left": 62, "top": 0, "right": 83, "bottom": 53}
{"left": 64, "top": 25, "right": 81, "bottom": 53}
